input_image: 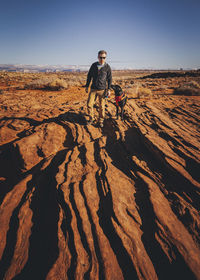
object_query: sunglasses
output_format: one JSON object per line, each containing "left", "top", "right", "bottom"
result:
{"left": 99, "top": 56, "right": 106, "bottom": 59}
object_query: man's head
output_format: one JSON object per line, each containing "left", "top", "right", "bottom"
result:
{"left": 98, "top": 50, "right": 107, "bottom": 65}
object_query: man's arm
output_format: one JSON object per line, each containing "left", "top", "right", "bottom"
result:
{"left": 85, "top": 64, "right": 94, "bottom": 88}
{"left": 107, "top": 65, "right": 112, "bottom": 90}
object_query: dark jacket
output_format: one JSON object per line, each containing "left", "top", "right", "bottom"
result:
{"left": 86, "top": 62, "right": 112, "bottom": 90}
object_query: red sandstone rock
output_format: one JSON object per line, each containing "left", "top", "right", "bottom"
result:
{"left": 0, "top": 80, "right": 200, "bottom": 280}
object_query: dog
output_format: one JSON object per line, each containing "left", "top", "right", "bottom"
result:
{"left": 111, "top": 85, "right": 127, "bottom": 120}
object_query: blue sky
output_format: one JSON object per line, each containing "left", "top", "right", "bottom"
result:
{"left": 0, "top": 0, "right": 200, "bottom": 69}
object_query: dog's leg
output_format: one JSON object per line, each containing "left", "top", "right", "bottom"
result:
{"left": 121, "top": 98, "right": 127, "bottom": 120}
{"left": 121, "top": 106, "right": 124, "bottom": 120}
{"left": 116, "top": 106, "right": 119, "bottom": 119}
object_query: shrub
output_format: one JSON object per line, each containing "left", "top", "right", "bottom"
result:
{"left": 173, "top": 81, "right": 200, "bottom": 96}
{"left": 125, "top": 84, "right": 152, "bottom": 99}
{"left": 47, "top": 78, "right": 68, "bottom": 90}
{"left": 24, "top": 77, "right": 68, "bottom": 90}
{"left": 138, "top": 87, "right": 152, "bottom": 98}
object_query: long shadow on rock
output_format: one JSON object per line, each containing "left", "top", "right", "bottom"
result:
{"left": 1, "top": 110, "right": 87, "bottom": 128}
{"left": 0, "top": 177, "right": 34, "bottom": 279}
{"left": 0, "top": 110, "right": 86, "bottom": 202}
{"left": 57, "top": 183, "right": 78, "bottom": 280}
{"left": 12, "top": 150, "right": 67, "bottom": 280}
{"left": 58, "top": 111, "right": 87, "bottom": 126}
{"left": 103, "top": 124, "right": 198, "bottom": 280}
{"left": 79, "top": 176, "right": 105, "bottom": 280}
{"left": 93, "top": 140, "right": 139, "bottom": 280}
{"left": 134, "top": 176, "right": 197, "bottom": 280}
{"left": 0, "top": 144, "right": 25, "bottom": 204}
{"left": 69, "top": 182, "right": 93, "bottom": 280}
{"left": 0, "top": 159, "right": 48, "bottom": 279}
{"left": 123, "top": 126, "right": 200, "bottom": 209}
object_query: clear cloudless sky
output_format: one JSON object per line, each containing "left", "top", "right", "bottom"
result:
{"left": 0, "top": 0, "right": 200, "bottom": 69}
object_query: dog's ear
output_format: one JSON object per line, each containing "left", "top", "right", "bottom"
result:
{"left": 111, "top": 84, "right": 115, "bottom": 90}
{"left": 115, "top": 85, "right": 122, "bottom": 92}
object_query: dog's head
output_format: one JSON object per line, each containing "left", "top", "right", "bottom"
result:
{"left": 111, "top": 84, "right": 123, "bottom": 96}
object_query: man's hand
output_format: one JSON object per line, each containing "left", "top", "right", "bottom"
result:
{"left": 85, "top": 87, "right": 89, "bottom": 93}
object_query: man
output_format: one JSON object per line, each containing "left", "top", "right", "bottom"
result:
{"left": 85, "top": 50, "right": 112, "bottom": 127}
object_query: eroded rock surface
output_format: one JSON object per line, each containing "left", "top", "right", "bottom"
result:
{"left": 0, "top": 86, "right": 200, "bottom": 280}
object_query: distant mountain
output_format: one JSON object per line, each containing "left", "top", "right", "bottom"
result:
{"left": 0, "top": 64, "right": 90, "bottom": 72}
{"left": 0, "top": 64, "right": 197, "bottom": 73}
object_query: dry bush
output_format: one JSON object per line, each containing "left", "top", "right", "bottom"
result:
{"left": 62, "top": 72, "right": 86, "bottom": 87}
{"left": 173, "top": 81, "right": 200, "bottom": 96}
{"left": 125, "top": 86, "right": 138, "bottom": 98}
{"left": 19, "top": 72, "right": 86, "bottom": 90}
{"left": 138, "top": 87, "right": 152, "bottom": 98}
{"left": 125, "top": 84, "right": 152, "bottom": 99}
{"left": 24, "top": 77, "right": 68, "bottom": 90}
{"left": 63, "top": 78, "right": 82, "bottom": 87}
{"left": 47, "top": 78, "right": 68, "bottom": 90}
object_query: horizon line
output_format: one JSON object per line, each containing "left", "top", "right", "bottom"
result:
{"left": 0, "top": 63, "right": 199, "bottom": 71}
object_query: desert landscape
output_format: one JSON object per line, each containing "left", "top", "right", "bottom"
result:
{"left": 0, "top": 70, "right": 200, "bottom": 280}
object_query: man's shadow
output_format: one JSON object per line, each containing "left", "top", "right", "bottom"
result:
{"left": 57, "top": 110, "right": 87, "bottom": 125}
